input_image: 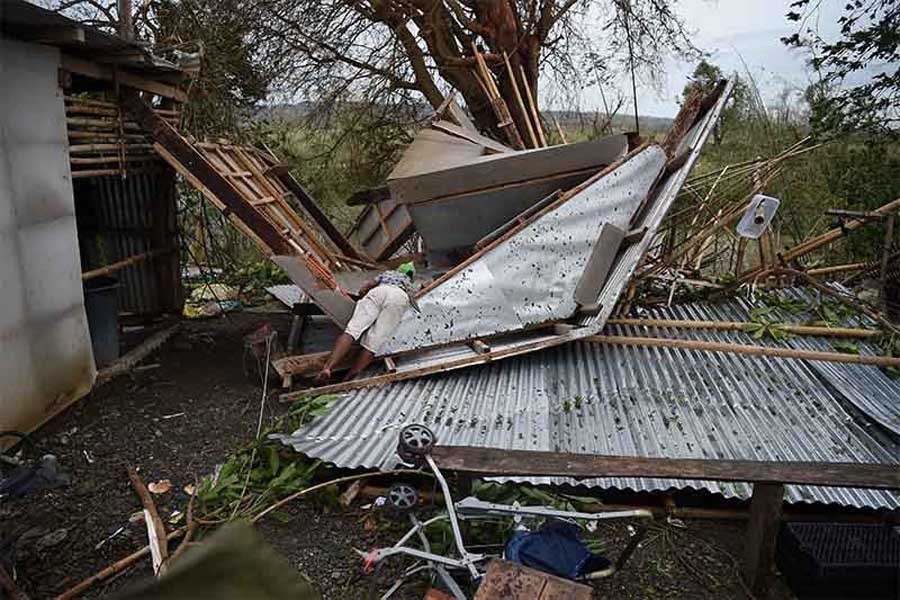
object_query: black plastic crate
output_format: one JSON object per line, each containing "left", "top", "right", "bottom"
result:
{"left": 777, "top": 522, "right": 900, "bottom": 599}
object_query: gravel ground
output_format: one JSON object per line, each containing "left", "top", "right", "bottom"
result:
{"left": 2, "top": 311, "right": 795, "bottom": 599}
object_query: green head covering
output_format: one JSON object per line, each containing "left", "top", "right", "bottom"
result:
{"left": 397, "top": 262, "right": 416, "bottom": 279}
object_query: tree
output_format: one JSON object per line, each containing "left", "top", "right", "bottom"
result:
{"left": 48, "top": 0, "right": 290, "bottom": 135}
{"left": 783, "top": 0, "right": 899, "bottom": 133}
{"left": 681, "top": 60, "right": 749, "bottom": 143}
{"left": 51, "top": 0, "right": 698, "bottom": 142}
{"left": 258, "top": 0, "right": 697, "bottom": 141}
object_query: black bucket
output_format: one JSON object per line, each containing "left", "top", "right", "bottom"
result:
{"left": 83, "top": 276, "right": 120, "bottom": 367}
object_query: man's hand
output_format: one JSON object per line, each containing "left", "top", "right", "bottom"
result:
{"left": 314, "top": 367, "right": 332, "bottom": 385}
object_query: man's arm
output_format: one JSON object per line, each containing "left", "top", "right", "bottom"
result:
{"left": 356, "top": 278, "right": 378, "bottom": 298}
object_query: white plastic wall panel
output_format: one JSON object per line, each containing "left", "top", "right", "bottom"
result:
{"left": 0, "top": 38, "right": 95, "bottom": 440}
{"left": 378, "top": 147, "right": 667, "bottom": 355}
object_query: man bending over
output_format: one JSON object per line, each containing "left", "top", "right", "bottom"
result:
{"left": 315, "top": 262, "right": 416, "bottom": 383}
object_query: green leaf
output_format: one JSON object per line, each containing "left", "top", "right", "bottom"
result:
{"left": 832, "top": 341, "right": 859, "bottom": 354}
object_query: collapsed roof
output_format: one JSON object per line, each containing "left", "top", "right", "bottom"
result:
{"left": 122, "top": 76, "right": 733, "bottom": 388}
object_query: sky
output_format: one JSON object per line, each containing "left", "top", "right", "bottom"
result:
{"left": 589, "top": 0, "right": 839, "bottom": 118}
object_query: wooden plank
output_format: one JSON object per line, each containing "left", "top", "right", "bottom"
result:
{"left": 61, "top": 55, "right": 187, "bottom": 102}
{"left": 431, "top": 119, "right": 513, "bottom": 154}
{"left": 430, "top": 446, "right": 900, "bottom": 490}
{"left": 742, "top": 483, "right": 784, "bottom": 595}
{"left": 122, "top": 93, "right": 290, "bottom": 255}
{"left": 273, "top": 169, "right": 365, "bottom": 261}
{"left": 474, "top": 560, "right": 591, "bottom": 600}
{"left": 574, "top": 223, "right": 625, "bottom": 306}
{"left": 389, "top": 135, "right": 628, "bottom": 207}
{"left": 232, "top": 146, "right": 339, "bottom": 267}
{"left": 584, "top": 334, "right": 900, "bottom": 368}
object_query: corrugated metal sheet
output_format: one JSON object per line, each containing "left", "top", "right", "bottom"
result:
{"left": 75, "top": 167, "right": 180, "bottom": 315}
{"left": 277, "top": 290, "right": 900, "bottom": 510}
{"left": 266, "top": 284, "right": 309, "bottom": 307}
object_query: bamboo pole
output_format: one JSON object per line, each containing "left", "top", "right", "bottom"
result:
{"left": 585, "top": 335, "right": 900, "bottom": 368}
{"left": 503, "top": 53, "right": 538, "bottom": 148}
{"left": 55, "top": 529, "right": 185, "bottom": 600}
{"left": 81, "top": 249, "right": 168, "bottom": 280}
{"left": 806, "top": 262, "right": 868, "bottom": 276}
{"left": 767, "top": 197, "right": 900, "bottom": 266}
{"left": 72, "top": 167, "right": 161, "bottom": 178}
{"left": 553, "top": 116, "right": 568, "bottom": 144}
{"left": 70, "top": 154, "right": 158, "bottom": 165}
{"left": 517, "top": 64, "right": 547, "bottom": 147}
{"left": 606, "top": 318, "right": 880, "bottom": 339}
{"left": 70, "top": 143, "right": 153, "bottom": 153}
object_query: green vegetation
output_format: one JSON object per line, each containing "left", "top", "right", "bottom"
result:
{"left": 194, "top": 395, "right": 338, "bottom": 521}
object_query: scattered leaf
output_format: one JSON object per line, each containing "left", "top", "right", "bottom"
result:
{"left": 183, "top": 483, "right": 196, "bottom": 496}
{"left": 148, "top": 479, "right": 172, "bottom": 494}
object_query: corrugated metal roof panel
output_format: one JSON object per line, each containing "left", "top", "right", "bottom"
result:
{"left": 277, "top": 290, "right": 900, "bottom": 510}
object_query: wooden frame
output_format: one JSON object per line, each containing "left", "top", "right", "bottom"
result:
{"left": 430, "top": 445, "right": 899, "bottom": 595}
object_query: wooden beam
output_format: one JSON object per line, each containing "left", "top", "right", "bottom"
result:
{"left": 824, "top": 209, "right": 889, "bottom": 220}
{"left": 96, "top": 324, "right": 180, "bottom": 386}
{"left": 61, "top": 55, "right": 187, "bottom": 102}
{"left": 346, "top": 186, "right": 391, "bottom": 207}
{"left": 430, "top": 446, "right": 900, "bottom": 489}
{"left": 606, "top": 318, "right": 880, "bottom": 339}
{"left": 742, "top": 483, "right": 784, "bottom": 594}
{"left": 121, "top": 93, "right": 290, "bottom": 255}
{"left": 273, "top": 170, "right": 364, "bottom": 261}
{"left": 880, "top": 213, "right": 895, "bottom": 295}
{"left": 35, "top": 26, "right": 86, "bottom": 44}
{"left": 82, "top": 248, "right": 170, "bottom": 280}
{"left": 585, "top": 334, "right": 900, "bottom": 368}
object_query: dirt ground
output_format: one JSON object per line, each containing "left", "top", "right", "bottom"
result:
{"left": 2, "top": 311, "right": 795, "bottom": 599}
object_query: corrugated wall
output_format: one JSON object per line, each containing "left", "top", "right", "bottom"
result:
{"left": 74, "top": 165, "right": 181, "bottom": 316}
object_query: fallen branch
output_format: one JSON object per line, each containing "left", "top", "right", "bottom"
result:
{"left": 55, "top": 529, "right": 185, "bottom": 600}
{"left": 251, "top": 469, "right": 425, "bottom": 524}
{"left": 127, "top": 467, "right": 169, "bottom": 576}
{"left": 585, "top": 335, "right": 900, "bottom": 368}
{"left": 96, "top": 324, "right": 180, "bottom": 386}
{"left": 0, "top": 564, "right": 29, "bottom": 600}
{"left": 607, "top": 318, "right": 880, "bottom": 339}
{"left": 771, "top": 268, "right": 900, "bottom": 337}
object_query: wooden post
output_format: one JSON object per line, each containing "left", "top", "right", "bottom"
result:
{"left": 735, "top": 237, "right": 748, "bottom": 277}
{"left": 743, "top": 483, "right": 784, "bottom": 594}
{"left": 880, "top": 213, "right": 895, "bottom": 298}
